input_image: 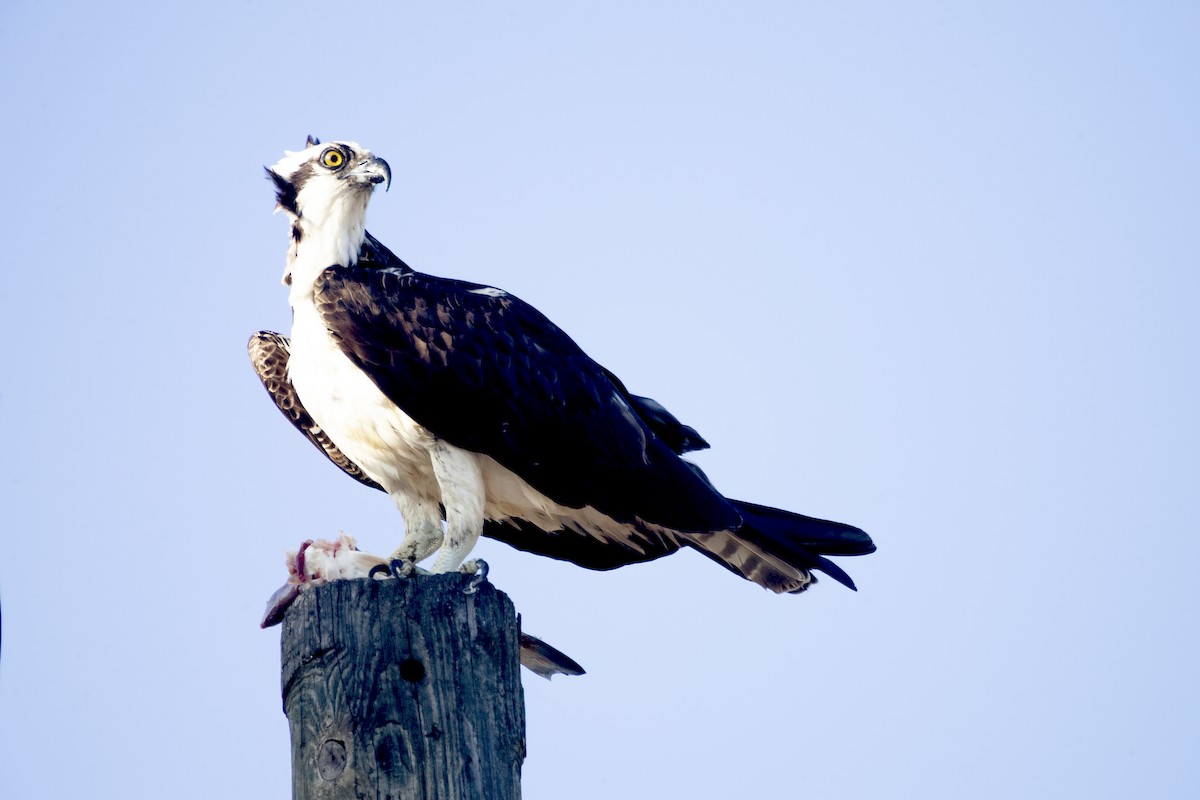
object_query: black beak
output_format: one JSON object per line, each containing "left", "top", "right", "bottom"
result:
{"left": 349, "top": 155, "right": 392, "bottom": 191}
{"left": 371, "top": 157, "right": 392, "bottom": 191}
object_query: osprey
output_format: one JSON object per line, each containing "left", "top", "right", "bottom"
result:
{"left": 250, "top": 137, "right": 875, "bottom": 594}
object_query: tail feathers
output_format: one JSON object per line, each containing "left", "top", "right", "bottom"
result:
{"left": 683, "top": 500, "right": 875, "bottom": 594}
{"left": 733, "top": 500, "right": 876, "bottom": 557}
{"left": 802, "top": 553, "right": 859, "bottom": 592}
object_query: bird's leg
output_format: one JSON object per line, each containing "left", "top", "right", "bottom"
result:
{"left": 428, "top": 442, "right": 486, "bottom": 573}
{"left": 388, "top": 496, "right": 444, "bottom": 575}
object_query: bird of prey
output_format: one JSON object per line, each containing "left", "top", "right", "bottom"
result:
{"left": 250, "top": 137, "right": 874, "bottom": 595}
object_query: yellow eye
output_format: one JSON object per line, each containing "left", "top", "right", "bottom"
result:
{"left": 321, "top": 148, "right": 345, "bottom": 169}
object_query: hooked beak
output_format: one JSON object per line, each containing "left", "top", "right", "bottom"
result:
{"left": 350, "top": 155, "right": 391, "bottom": 191}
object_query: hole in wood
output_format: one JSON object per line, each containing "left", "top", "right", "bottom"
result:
{"left": 399, "top": 658, "right": 426, "bottom": 683}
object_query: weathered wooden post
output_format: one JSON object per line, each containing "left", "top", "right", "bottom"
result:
{"left": 280, "top": 573, "right": 525, "bottom": 799}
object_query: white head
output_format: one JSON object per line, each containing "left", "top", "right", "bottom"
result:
{"left": 266, "top": 136, "right": 391, "bottom": 290}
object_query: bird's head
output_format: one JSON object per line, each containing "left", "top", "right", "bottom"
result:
{"left": 266, "top": 135, "right": 391, "bottom": 219}
{"left": 267, "top": 136, "right": 391, "bottom": 287}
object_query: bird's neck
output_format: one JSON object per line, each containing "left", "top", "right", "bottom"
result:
{"left": 285, "top": 191, "right": 372, "bottom": 305}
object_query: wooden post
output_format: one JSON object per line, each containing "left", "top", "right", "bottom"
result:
{"left": 281, "top": 573, "right": 525, "bottom": 799}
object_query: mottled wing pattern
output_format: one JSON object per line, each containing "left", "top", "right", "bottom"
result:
{"left": 314, "top": 264, "right": 742, "bottom": 534}
{"left": 247, "top": 331, "right": 384, "bottom": 491}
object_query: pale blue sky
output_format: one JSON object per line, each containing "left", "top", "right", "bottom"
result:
{"left": 1, "top": 2, "right": 1197, "bottom": 798}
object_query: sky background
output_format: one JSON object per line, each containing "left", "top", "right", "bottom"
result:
{"left": 1, "top": 1, "right": 1197, "bottom": 797}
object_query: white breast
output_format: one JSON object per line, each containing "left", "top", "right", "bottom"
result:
{"left": 287, "top": 302, "right": 440, "bottom": 500}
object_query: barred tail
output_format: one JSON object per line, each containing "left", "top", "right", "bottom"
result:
{"left": 684, "top": 500, "right": 875, "bottom": 593}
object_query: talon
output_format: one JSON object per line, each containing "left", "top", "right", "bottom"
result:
{"left": 462, "top": 559, "right": 489, "bottom": 594}
{"left": 368, "top": 563, "right": 391, "bottom": 580}
{"left": 389, "top": 558, "right": 416, "bottom": 579}
{"left": 460, "top": 559, "right": 488, "bottom": 577}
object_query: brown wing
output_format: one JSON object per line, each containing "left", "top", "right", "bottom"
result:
{"left": 247, "top": 331, "right": 384, "bottom": 491}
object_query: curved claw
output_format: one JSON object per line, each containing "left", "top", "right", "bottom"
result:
{"left": 462, "top": 559, "right": 489, "bottom": 595}
{"left": 389, "top": 558, "right": 416, "bottom": 579}
{"left": 368, "top": 563, "right": 391, "bottom": 580}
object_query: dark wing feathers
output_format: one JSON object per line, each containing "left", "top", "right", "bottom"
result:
{"left": 315, "top": 264, "right": 742, "bottom": 534}
{"left": 479, "top": 517, "right": 680, "bottom": 570}
{"left": 360, "top": 231, "right": 712, "bottom": 456}
{"left": 359, "top": 230, "right": 412, "bottom": 271}
{"left": 626, "top": 394, "right": 710, "bottom": 453}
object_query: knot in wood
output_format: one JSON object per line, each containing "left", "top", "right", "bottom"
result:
{"left": 317, "top": 738, "right": 347, "bottom": 781}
